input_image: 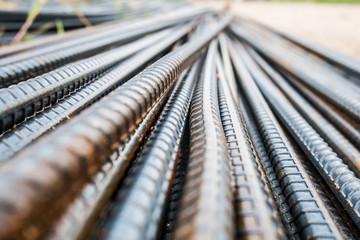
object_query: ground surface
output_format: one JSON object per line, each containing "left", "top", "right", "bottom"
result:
{"left": 197, "top": 1, "right": 360, "bottom": 60}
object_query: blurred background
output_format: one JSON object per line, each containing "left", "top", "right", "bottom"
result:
{"left": 0, "top": 0, "right": 359, "bottom": 59}
{"left": 0, "top": 0, "right": 185, "bottom": 45}
{"left": 199, "top": 0, "right": 360, "bottom": 60}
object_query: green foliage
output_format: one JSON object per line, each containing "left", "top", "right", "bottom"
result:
{"left": 12, "top": 0, "right": 48, "bottom": 43}
{"left": 55, "top": 19, "right": 64, "bottom": 34}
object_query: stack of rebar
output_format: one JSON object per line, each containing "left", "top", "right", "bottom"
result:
{"left": 0, "top": 0, "right": 185, "bottom": 45}
{"left": 0, "top": 5, "right": 359, "bottom": 240}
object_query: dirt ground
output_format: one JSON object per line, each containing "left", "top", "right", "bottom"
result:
{"left": 196, "top": 1, "right": 360, "bottom": 60}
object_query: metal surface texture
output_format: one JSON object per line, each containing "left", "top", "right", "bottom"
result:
{"left": 49, "top": 69, "right": 181, "bottom": 240}
{"left": 235, "top": 41, "right": 360, "bottom": 230}
{"left": 0, "top": 6, "right": 208, "bottom": 59}
{"left": 216, "top": 53, "right": 284, "bottom": 239}
{"left": 0, "top": 23, "right": 175, "bottom": 87}
{"left": 231, "top": 23, "right": 360, "bottom": 123}
{"left": 282, "top": 72, "right": 360, "bottom": 149}
{"left": 0, "top": 25, "right": 190, "bottom": 162}
{"left": 0, "top": 28, "right": 178, "bottom": 134}
{"left": 231, "top": 41, "right": 343, "bottom": 239}
{"left": 0, "top": 7, "right": 208, "bottom": 66}
{"left": 174, "top": 40, "right": 234, "bottom": 240}
{"left": 248, "top": 48, "right": 360, "bottom": 177}
{"left": 96, "top": 61, "right": 198, "bottom": 240}
{"left": 0, "top": 6, "right": 360, "bottom": 240}
{"left": 236, "top": 84, "right": 299, "bottom": 240}
{"left": 0, "top": 13, "right": 231, "bottom": 239}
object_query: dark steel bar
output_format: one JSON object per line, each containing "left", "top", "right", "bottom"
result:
{"left": 159, "top": 118, "right": 191, "bottom": 240}
{"left": 49, "top": 69, "right": 183, "bottom": 240}
{"left": 236, "top": 41, "right": 360, "bottom": 230}
{"left": 97, "top": 61, "right": 198, "bottom": 240}
{"left": 231, "top": 41, "right": 343, "bottom": 239}
{"left": 174, "top": 40, "right": 234, "bottom": 240}
{"left": 249, "top": 48, "right": 360, "bottom": 177}
{"left": 0, "top": 25, "right": 172, "bottom": 88}
{"left": 236, "top": 81, "right": 299, "bottom": 240}
{"left": 0, "top": 14, "right": 232, "bottom": 240}
{"left": 0, "top": 25, "right": 190, "bottom": 162}
{"left": 0, "top": 8, "right": 211, "bottom": 88}
{"left": 282, "top": 71, "right": 360, "bottom": 148}
{"left": 216, "top": 53, "right": 285, "bottom": 239}
{"left": 0, "top": 6, "right": 209, "bottom": 61}
{"left": 231, "top": 24, "right": 360, "bottom": 122}
{"left": 286, "top": 128, "right": 360, "bottom": 239}
{"left": 276, "top": 27, "right": 360, "bottom": 79}
{"left": 0, "top": 26, "right": 180, "bottom": 134}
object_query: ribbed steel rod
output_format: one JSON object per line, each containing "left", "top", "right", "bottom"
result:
{"left": 231, "top": 25, "right": 360, "bottom": 122}
{"left": 231, "top": 41, "right": 342, "bottom": 239}
{"left": 249, "top": 48, "right": 360, "bottom": 177}
{"left": 236, "top": 41, "right": 360, "bottom": 230}
{"left": 0, "top": 6, "right": 208, "bottom": 64}
{"left": 174, "top": 40, "right": 234, "bottom": 240}
{"left": 216, "top": 52, "right": 285, "bottom": 239}
{"left": 0, "top": 26, "right": 181, "bottom": 135}
{"left": 236, "top": 81, "right": 299, "bottom": 240}
{"left": 98, "top": 61, "right": 198, "bottom": 240}
{"left": 0, "top": 14, "right": 232, "bottom": 240}
{"left": 282, "top": 72, "right": 360, "bottom": 148}
{"left": 0, "top": 25, "right": 190, "bottom": 162}
{"left": 49, "top": 69, "right": 184, "bottom": 240}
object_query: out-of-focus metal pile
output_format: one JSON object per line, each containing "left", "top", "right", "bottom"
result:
{"left": 0, "top": 4, "right": 360, "bottom": 240}
{"left": 0, "top": 0, "right": 184, "bottom": 45}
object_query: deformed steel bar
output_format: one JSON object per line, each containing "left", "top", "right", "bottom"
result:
{"left": 0, "top": 9, "right": 115, "bottom": 21}
{"left": 0, "top": 9, "right": 211, "bottom": 88}
{"left": 0, "top": 20, "right": 119, "bottom": 58}
{"left": 282, "top": 71, "right": 360, "bottom": 149}
{"left": 0, "top": 23, "right": 181, "bottom": 88}
{"left": 0, "top": 10, "right": 358, "bottom": 240}
{"left": 237, "top": 19, "right": 360, "bottom": 89}
{"left": 227, "top": 34, "right": 297, "bottom": 239}
{"left": 0, "top": 30, "right": 141, "bottom": 87}
{"left": 0, "top": 16, "right": 116, "bottom": 31}
{"left": 241, "top": 20, "right": 360, "bottom": 120}
{"left": 96, "top": 61, "right": 198, "bottom": 240}
{"left": 0, "top": 26, "right": 181, "bottom": 135}
{"left": 274, "top": 28, "right": 360, "bottom": 79}
{"left": 237, "top": 17, "right": 360, "bottom": 80}
{"left": 236, "top": 41, "right": 360, "bottom": 230}
{"left": 0, "top": 6, "right": 209, "bottom": 62}
{"left": 231, "top": 41, "right": 343, "bottom": 239}
{"left": 230, "top": 25, "right": 360, "bottom": 122}
{"left": 288, "top": 129, "right": 360, "bottom": 239}
{"left": 159, "top": 119, "right": 191, "bottom": 240}
{"left": 216, "top": 53, "right": 285, "bottom": 239}
{"left": 218, "top": 33, "right": 238, "bottom": 105}
{"left": 226, "top": 36, "right": 298, "bottom": 239}
{"left": 174, "top": 40, "right": 234, "bottom": 240}
{"left": 249, "top": 48, "right": 360, "bottom": 177}
{"left": 49, "top": 69, "right": 183, "bottom": 240}
{"left": 0, "top": 14, "right": 232, "bottom": 240}
{"left": 242, "top": 20, "right": 360, "bottom": 94}
{"left": 0, "top": 25, "right": 190, "bottom": 162}
{"left": 238, "top": 18, "right": 360, "bottom": 81}
{"left": 236, "top": 81, "right": 299, "bottom": 240}
{"left": 235, "top": 22, "right": 360, "bottom": 106}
